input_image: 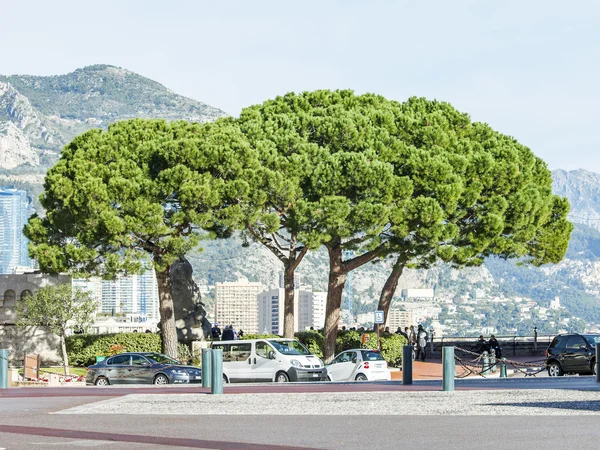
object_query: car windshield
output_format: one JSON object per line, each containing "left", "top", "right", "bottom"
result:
{"left": 145, "top": 353, "right": 180, "bottom": 365}
{"left": 584, "top": 335, "right": 600, "bottom": 345}
{"left": 361, "top": 350, "right": 385, "bottom": 361}
{"left": 269, "top": 340, "right": 310, "bottom": 355}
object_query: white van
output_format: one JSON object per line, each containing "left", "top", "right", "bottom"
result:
{"left": 210, "top": 338, "right": 327, "bottom": 383}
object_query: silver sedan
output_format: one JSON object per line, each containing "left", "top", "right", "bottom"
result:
{"left": 86, "top": 352, "right": 202, "bottom": 386}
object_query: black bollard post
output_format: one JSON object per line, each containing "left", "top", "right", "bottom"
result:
{"left": 596, "top": 343, "right": 600, "bottom": 383}
{"left": 402, "top": 345, "right": 413, "bottom": 385}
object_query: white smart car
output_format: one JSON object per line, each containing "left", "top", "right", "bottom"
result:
{"left": 325, "top": 349, "right": 391, "bottom": 382}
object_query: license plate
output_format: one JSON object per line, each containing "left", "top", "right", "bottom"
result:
{"left": 313, "top": 374, "right": 319, "bottom": 377}
{"left": 195, "top": 376, "right": 201, "bottom": 380}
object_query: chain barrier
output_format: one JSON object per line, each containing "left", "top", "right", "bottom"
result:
{"left": 0, "top": 352, "right": 85, "bottom": 383}
{"left": 453, "top": 346, "right": 547, "bottom": 378}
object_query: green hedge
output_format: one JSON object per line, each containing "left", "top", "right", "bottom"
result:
{"left": 66, "top": 333, "right": 191, "bottom": 367}
{"left": 66, "top": 330, "right": 407, "bottom": 368}
{"left": 239, "top": 333, "right": 279, "bottom": 340}
{"left": 295, "top": 331, "right": 324, "bottom": 358}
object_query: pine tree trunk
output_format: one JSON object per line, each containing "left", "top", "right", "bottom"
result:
{"left": 376, "top": 257, "right": 405, "bottom": 334}
{"left": 283, "top": 264, "right": 296, "bottom": 338}
{"left": 323, "top": 244, "right": 347, "bottom": 363}
{"left": 60, "top": 331, "right": 69, "bottom": 376}
{"left": 156, "top": 266, "right": 179, "bottom": 359}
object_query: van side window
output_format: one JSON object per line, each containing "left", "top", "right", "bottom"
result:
{"left": 229, "top": 343, "right": 251, "bottom": 361}
{"left": 256, "top": 342, "right": 273, "bottom": 359}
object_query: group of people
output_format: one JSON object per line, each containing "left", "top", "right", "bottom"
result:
{"left": 475, "top": 335, "right": 502, "bottom": 358}
{"left": 211, "top": 323, "right": 245, "bottom": 341}
{"left": 394, "top": 324, "right": 429, "bottom": 362}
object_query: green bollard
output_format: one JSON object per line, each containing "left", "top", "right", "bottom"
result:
{"left": 482, "top": 351, "right": 489, "bottom": 376}
{"left": 442, "top": 346, "right": 455, "bottom": 392}
{"left": 402, "top": 345, "right": 413, "bottom": 385}
{"left": 210, "top": 348, "right": 223, "bottom": 395}
{"left": 500, "top": 357, "right": 507, "bottom": 378}
{"left": 490, "top": 349, "right": 497, "bottom": 373}
{"left": 202, "top": 348, "right": 212, "bottom": 388}
{"left": 0, "top": 349, "right": 8, "bottom": 389}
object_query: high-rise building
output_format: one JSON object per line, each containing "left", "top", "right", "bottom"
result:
{"left": 257, "top": 288, "right": 299, "bottom": 335}
{"left": 257, "top": 288, "right": 326, "bottom": 333}
{"left": 298, "top": 291, "right": 327, "bottom": 330}
{"left": 215, "top": 278, "right": 264, "bottom": 333}
{"left": 385, "top": 309, "right": 414, "bottom": 331}
{"left": 74, "top": 270, "right": 159, "bottom": 323}
{"left": 0, "top": 188, "right": 33, "bottom": 274}
{"left": 278, "top": 272, "right": 301, "bottom": 289}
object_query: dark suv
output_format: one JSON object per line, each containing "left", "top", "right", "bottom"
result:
{"left": 545, "top": 334, "right": 600, "bottom": 376}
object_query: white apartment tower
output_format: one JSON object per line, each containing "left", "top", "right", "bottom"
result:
{"left": 385, "top": 309, "right": 414, "bottom": 331}
{"left": 257, "top": 288, "right": 299, "bottom": 335}
{"left": 215, "top": 278, "right": 264, "bottom": 333}
{"left": 74, "top": 270, "right": 160, "bottom": 323}
{"left": 298, "top": 291, "right": 327, "bottom": 331}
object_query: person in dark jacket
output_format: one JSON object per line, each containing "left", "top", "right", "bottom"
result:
{"left": 221, "top": 325, "right": 235, "bottom": 341}
{"left": 475, "top": 335, "right": 489, "bottom": 354}
{"left": 488, "top": 335, "right": 502, "bottom": 358}
{"left": 211, "top": 323, "right": 222, "bottom": 340}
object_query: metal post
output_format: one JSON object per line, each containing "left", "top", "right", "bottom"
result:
{"left": 210, "top": 348, "right": 223, "bottom": 394}
{"left": 402, "top": 345, "right": 413, "bottom": 385}
{"left": 0, "top": 349, "right": 8, "bottom": 389}
{"left": 490, "top": 349, "right": 497, "bottom": 373}
{"left": 202, "top": 348, "right": 212, "bottom": 388}
{"left": 596, "top": 343, "right": 600, "bottom": 383}
{"left": 442, "top": 346, "right": 455, "bottom": 392}
{"left": 482, "top": 351, "right": 489, "bottom": 376}
{"left": 500, "top": 357, "right": 507, "bottom": 378}
{"left": 534, "top": 327, "right": 538, "bottom": 352}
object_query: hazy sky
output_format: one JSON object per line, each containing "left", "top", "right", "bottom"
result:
{"left": 2, "top": 1, "right": 599, "bottom": 172}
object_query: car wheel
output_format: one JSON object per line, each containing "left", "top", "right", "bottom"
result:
{"left": 94, "top": 376, "right": 109, "bottom": 386}
{"left": 593, "top": 362, "right": 597, "bottom": 376}
{"left": 275, "top": 371, "right": 289, "bottom": 383}
{"left": 355, "top": 373, "right": 368, "bottom": 382}
{"left": 547, "top": 362, "right": 563, "bottom": 377}
{"left": 326, "top": 375, "right": 332, "bottom": 382}
{"left": 223, "top": 374, "right": 229, "bottom": 384}
{"left": 153, "top": 374, "right": 169, "bottom": 385}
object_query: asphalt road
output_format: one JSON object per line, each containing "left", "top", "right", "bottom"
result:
{"left": 1, "top": 377, "right": 600, "bottom": 449}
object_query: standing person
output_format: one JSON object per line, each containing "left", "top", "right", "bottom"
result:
{"left": 416, "top": 325, "right": 428, "bottom": 362}
{"left": 408, "top": 325, "right": 416, "bottom": 345}
{"left": 396, "top": 327, "right": 408, "bottom": 339}
{"left": 222, "top": 325, "right": 234, "bottom": 341}
{"left": 475, "top": 335, "right": 488, "bottom": 354}
{"left": 238, "top": 329, "right": 244, "bottom": 339}
{"left": 211, "top": 323, "right": 221, "bottom": 340}
{"left": 488, "top": 335, "right": 502, "bottom": 358}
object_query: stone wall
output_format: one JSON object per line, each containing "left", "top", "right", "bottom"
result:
{"left": 0, "top": 273, "right": 71, "bottom": 365}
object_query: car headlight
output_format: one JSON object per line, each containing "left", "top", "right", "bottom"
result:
{"left": 291, "top": 359, "right": 303, "bottom": 368}
{"left": 172, "top": 369, "right": 185, "bottom": 374}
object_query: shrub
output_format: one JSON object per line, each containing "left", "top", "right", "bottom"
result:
{"left": 295, "top": 331, "right": 324, "bottom": 358}
{"left": 66, "top": 333, "right": 162, "bottom": 366}
{"left": 239, "top": 333, "right": 279, "bottom": 340}
{"left": 379, "top": 333, "right": 408, "bottom": 367}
